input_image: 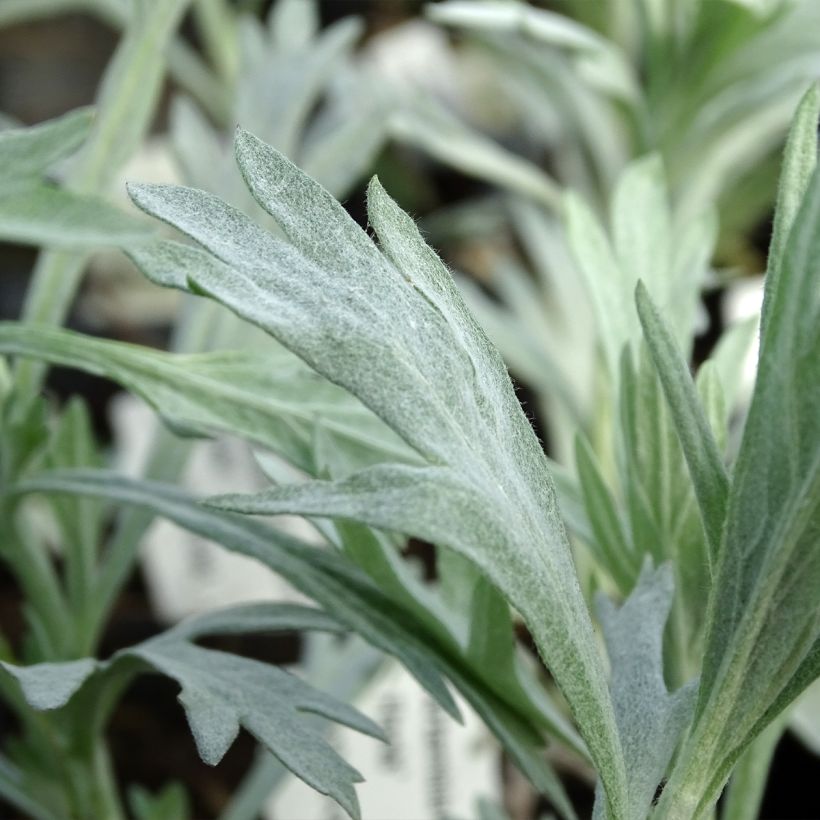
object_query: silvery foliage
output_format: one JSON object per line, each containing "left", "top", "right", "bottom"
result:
{"left": 0, "top": 36, "right": 818, "bottom": 820}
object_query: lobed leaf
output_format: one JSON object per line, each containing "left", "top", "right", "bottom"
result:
{"left": 593, "top": 563, "right": 697, "bottom": 820}
{"left": 0, "top": 658, "right": 97, "bottom": 711}
{"left": 123, "top": 128, "right": 628, "bottom": 813}
{"left": 0, "top": 321, "right": 414, "bottom": 476}
{"left": 19, "top": 468, "right": 458, "bottom": 720}
{"left": 19, "top": 469, "right": 579, "bottom": 818}
{"left": 0, "top": 602, "right": 385, "bottom": 820}
{"left": 130, "top": 636, "right": 380, "bottom": 819}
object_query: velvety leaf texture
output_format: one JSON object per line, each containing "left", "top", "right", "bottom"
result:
{"left": 655, "top": 109, "right": 820, "bottom": 818}
{"left": 698, "top": 169, "right": 820, "bottom": 742}
{"left": 0, "top": 603, "right": 385, "bottom": 820}
{"left": 19, "top": 469, "right": 578, "bottom": 819}
{"left": 125, "top": 128, "right": 627, "bottom": 814}
{"left": 130, "top": 636, "right": 381, "bottom": 819}
{"left": 0, "top": 659, "right": 97, "bottom": 711}
{"left": 0, "top": 322, "right": 415, "bottom": 476}
{"left": 593, "top": 563, "right": 697, "bottom": 820}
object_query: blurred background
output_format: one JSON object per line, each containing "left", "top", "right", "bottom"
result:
{"left": 1, "top": 0, "right": 819, "bottom": 817}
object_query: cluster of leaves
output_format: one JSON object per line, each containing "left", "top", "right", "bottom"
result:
{"left": 0, "top": 1, "right": 818, "bottom": 819}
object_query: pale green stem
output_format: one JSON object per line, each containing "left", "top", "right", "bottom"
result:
{"left": 85, "top": 299, "right": 227, "bottom": 651}
{"left": 66, "top": 740, "right": 126, "bottom": 820}
{"left": 0, "top": 501, "right": 73, "bottom": 658}
{"left": 193, "top": 0, "right": 239, "bottom": 86}
{"left": 16, "top": 0, "right": 192, "bottom": 398}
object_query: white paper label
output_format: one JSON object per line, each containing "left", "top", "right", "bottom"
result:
{"left": 267, "top": 663, "right": 502, "bottom": 820}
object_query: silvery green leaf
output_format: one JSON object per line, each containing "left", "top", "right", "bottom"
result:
{"left": 617, "top": 347, "right": 712, "bottom": 678}
{"left": 126, "top": 602, "right": 384, "bottom": 820}
{"left": 127, "top": 129, "right": 627, "bottom": 812}
{"left": 171, "top": 7, "right": 369, "bottom": 221}
{"left": 635, "top": 282, "right": 729, "bottom": 563}
{"left": 0, "top": 321, "right": 415, "bottom": 476}
{"left": 593, "top": 563, "right": 698, "bottom": 820}
{"left": 656, "top": 167, "right": 820, "bottom": 819}
{"left": 574, "top": 434, "right": 639, "bottom": 593}
{"left": 0, "top": 109, "right": 151, "bottom": 248}
{"left": 237, "top": 17, "right": 363, "bottom": 158}
{"left": 268, "top": 0, "right": 319, "bottom": 51}
{"left": 563, "top": 190, "right": 628, "bottom": 380}
{"left": 613, "top": 155, "right": 712, "bottom": 351}
{"left": 18, "top": 469, "right": 459, "bottom": 717}
{"left": 18, "top": 469, "right": 577, "bottom": 817}
{"left": 0, "top": 658, "right": 97, "bottom": 710}
{"left": 0, "top": 598, "right": 382, "bottom": 819}
{"left": 611, "top": 156, "right": 671, "bottom": 307}
{"left": 129, "top": 637, "right": 381, "bottom": 819}
{"left": 426, "top": 0, "right": 636, "bottom": 101}
{"left": 0, "top": 182, "right": 150, "bottom": 247}
{"left": 761, "top": 83, "right": 819, "bottom": 337}
{"left": 566, "top": 155, "right": 704, "bottom": 382}
{"left": 390, "top": 99, "right": 562, "bottom": 210}
{"left": 169, "top": 601, "right": 347, "bottom": 641}
{"left": 701, "top": 170, "right": 820, "bottom": 732}
{"left": 0, "top": 108, "right": 92, "bottom": 185}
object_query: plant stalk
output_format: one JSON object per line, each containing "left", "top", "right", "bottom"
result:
{"left": 16, "top": 0, "right": 192, "bottom": 399}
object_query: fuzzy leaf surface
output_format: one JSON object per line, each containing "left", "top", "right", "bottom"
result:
{"left": 593, "top": 564, "right": 697, "bottom": 820}
{"left": 126, "top": 128, "right": 626, "bottom": 813}
{"left": 129, "top": 637, "right": 379, "bottom": 819}
{"left": 0, "top": 603, "right": 384, "bottom": 820}
{"left": 19, "top": 469, "right": 578, "bottom": 818}
{"left": 0, "top": 321, "right": 414, "bottom": 476}
{"left": 0, "top": 658, "right": 97, "bottom": 710}
{"left": 659, "top": 163, "right": 820, "bottom": 818}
